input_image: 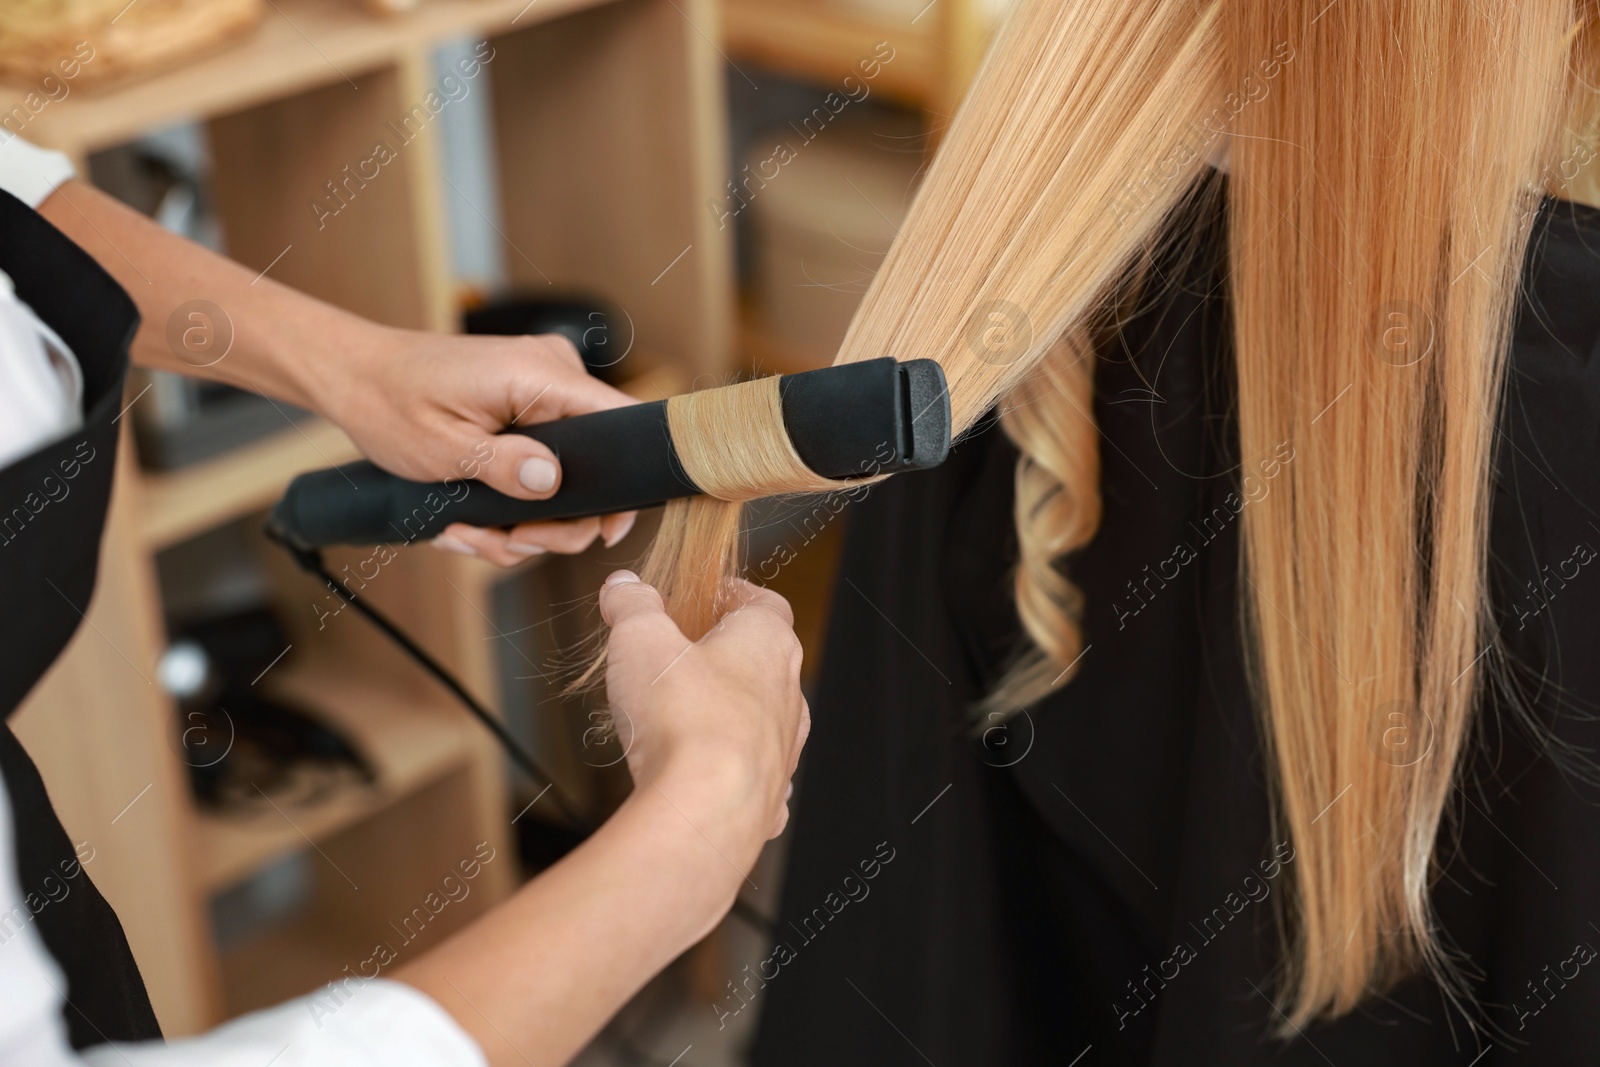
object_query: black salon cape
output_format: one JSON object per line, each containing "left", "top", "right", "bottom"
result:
{"left": 0, "top": 188, "right": 162, "bottom": 1047}
{"left": 751, "top": 189, "right": 1600, "bottom": 1066}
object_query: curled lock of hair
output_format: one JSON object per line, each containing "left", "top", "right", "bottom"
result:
{"left": 596, "top": 0, "right": 1600, "bottom": 1030}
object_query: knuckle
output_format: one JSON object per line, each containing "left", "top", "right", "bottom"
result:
{"left": 751, "top": 600, "right": 796, "bottom": 631}
{"left": 541, "top": 333, "right": 583, "bottom": 366}
{"left": 746, "top": 584, "right": 787, "bottom": 608}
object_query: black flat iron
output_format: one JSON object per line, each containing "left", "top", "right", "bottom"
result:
{"left": 268, "top": 358, "right": 950, "bottom": 549}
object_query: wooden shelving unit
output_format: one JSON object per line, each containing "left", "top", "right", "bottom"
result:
{"left": 7, "top": 0, "right": 731, "bottom": 1038}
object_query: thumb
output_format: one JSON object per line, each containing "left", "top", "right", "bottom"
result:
{"left": 476, "top": 430, "right": 563, "bottom": 501}
{"left": 600, "top": 572, "right": 691, "bottom": 679}
{"left": 598, "top": 571, "right": 670, "bottom": 628}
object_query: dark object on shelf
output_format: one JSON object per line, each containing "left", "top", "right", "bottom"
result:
{"left": 159, "top": 608, "right": 374, "bottom": 808}
{"left": 134, "top": 379, "right": 315, "bottom": 472}
{"left": 270, "top": 357, "right": 952, "bottom": 547}
{"left": 464, "top": 295, "right": 632, "bottom": 384}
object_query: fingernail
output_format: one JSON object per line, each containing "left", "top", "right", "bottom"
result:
{"left": 518, "top": 457, "right": 558, "bottom": 492}
{"left": 604, "top": 569, "right": 641, "bottom": 587}
{"left": 603, "top": 512, "right": 638, "bottom": 548}
{"left": 506, "top": 542, "right": 546, "bottom": 557}
{"left": 434, "top": 535, "right": 476, "bottom": 556}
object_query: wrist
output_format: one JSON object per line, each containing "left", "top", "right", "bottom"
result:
{"left": 604, "top": 777, "right": 760, "bottom": 945}
{"left": 222, "top": 280, "right": 385, "bottom": 419}
{"left": 656, "top": 743, "right": 778, "bottom": 833}
{"left": 637, "top": 753, "right": 773, "bottom": 868}
{"left": 284, "top": 304, "right": 392, "bottom": 422}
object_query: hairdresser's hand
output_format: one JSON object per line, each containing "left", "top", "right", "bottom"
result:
{"left": 599, "top": 571, "right": 809, "bottom": 852}
{"left": 329, "top": 325, "right": 640, "bottom": 562}
{"left": 34, "top": 181, "right": 638, "bottom": 561}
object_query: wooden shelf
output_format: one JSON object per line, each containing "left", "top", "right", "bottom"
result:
{"left": 193, "top": 659, "right": 478, "bottom": 892}
{"left": 7, "top": 0, "right": 614, "bottom": 156}
{"left": 139, "top": 417, "right": 360, "bottom": 551}
{"left": 721, "top": 0, "right": 944, "bottom": 108}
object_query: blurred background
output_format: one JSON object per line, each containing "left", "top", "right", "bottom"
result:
{"left": 0, "top": 0, "right": 1010, "bottom": 1062}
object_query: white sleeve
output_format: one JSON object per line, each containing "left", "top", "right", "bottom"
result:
{"left": 0, "top": 136, "right": 76, "bottom": 208}
{"left": 78, "top": 981, "right": 489, "bottom": 1067}
{"left": 0, "top": 768, "right": 488, "bottom": 1067}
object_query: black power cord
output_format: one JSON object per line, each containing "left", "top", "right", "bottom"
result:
{"left": 265, "top": 527, "right": 593, "bottom": 833}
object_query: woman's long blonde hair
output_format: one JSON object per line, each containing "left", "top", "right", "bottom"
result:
{"left": 628, "top": 0, "right": 1600, "bottom": 1027}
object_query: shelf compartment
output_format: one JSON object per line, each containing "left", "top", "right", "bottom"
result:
{"left": 218, "top": 911, "right": 366, "bottom": 1018}
{"left": 216, "top": 768, "right": 494, "bottom": 1015}
{"left": 193, "top": 659, "right": 478, "bottom": 893}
